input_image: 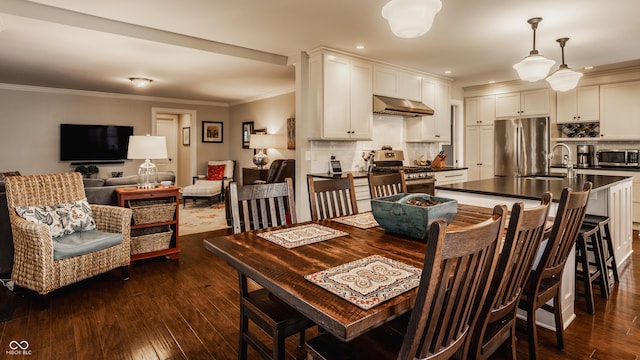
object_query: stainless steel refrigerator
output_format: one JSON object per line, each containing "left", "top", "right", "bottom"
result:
{"left": 494, "top": 117, "right": 549, "bottom": 177}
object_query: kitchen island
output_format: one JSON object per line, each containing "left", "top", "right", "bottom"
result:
{"left": 436, "top": 174, "right": 633, "bottom": 331}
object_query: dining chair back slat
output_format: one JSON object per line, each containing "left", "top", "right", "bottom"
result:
{"left": 307, "top": 174, "right": 358, "bottom": 221}
{"left": 465, "top": 193, "right": 552, "bottom": 359}
{"left": 518, "top": 182, "right": 592, "bottom": 360}
{"left": 230, "top": 178, "right": 296, "bottom": 234}
{"left": 368, "top": 170, "right": 407, "bottom": 199}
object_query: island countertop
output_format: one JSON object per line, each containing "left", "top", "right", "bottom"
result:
{"left": 435, "top": 174, "right": 631, "bottom": 202}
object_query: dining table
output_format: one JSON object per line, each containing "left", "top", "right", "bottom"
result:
{"left": 203, "top": 204, "right": 497, "bottom": 342}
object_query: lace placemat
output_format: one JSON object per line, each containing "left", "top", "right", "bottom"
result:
{"left": 332, "top": 212, "right": 380, "bottom": 229}
{"left": 305, "top": 255, "right": 422, "bottom": 310}
{"left": 257, "top": 224, "right": 348, "bottom": 248}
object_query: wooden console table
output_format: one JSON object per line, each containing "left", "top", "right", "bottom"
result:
{"left": 116, "top": 186, "right": 180, "bottom": 264}
{"left": 242, "top": 167, "right": 269, "bottom": 185}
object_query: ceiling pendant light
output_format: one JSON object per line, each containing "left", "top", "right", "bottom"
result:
{"left": 546, "top": 38, "right": 583, "bottom": 92}
{"left": 513, "top": 17, "right": 555, "bottom": 82}
{"left": 382, "top": 0, "right": 442, "bottom": 39}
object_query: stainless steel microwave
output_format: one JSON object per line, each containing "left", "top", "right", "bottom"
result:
{"left": 596, "top": 149, "right": 639, "bottom": 167}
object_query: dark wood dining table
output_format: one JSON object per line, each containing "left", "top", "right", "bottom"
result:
{"left": 203, "top": 204, "right": 496, "bottom": 342}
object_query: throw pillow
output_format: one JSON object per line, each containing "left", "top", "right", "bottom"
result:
{"left": 16, "top": 198, "right": 97, "bottom": 238}
{"left": 207, "top": 164, "right": 226, "bottom": 181}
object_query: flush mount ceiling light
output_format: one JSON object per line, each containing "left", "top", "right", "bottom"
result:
{"left": 513, "top": 17, "right": 556, "bottom": 82}
{"left": 546, "top": 37, "right": 583, "bottom": 92}
{"left": 382, "top": 0, "right": 442, "bottom": 39}
{"left": 129, "top": 77, "right": 153, "bottom": 88}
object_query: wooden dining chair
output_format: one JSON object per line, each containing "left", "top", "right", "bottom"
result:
{"left": 464, "top": 193, "right": 552, "bottom": 360}
{"left": 307, "top": 174, "right": 358, "bottom": 221}
{"left": 368, "top": 170, "right": 407, "bottom": 198}
{"left": 517, "top": 182, "right": 592, "bottom": 360}
{"left": 305, "top": 205, "right": 507, "bottom": 360}
{"left": 228, "top": 178, "right": 315, "bottom": 360}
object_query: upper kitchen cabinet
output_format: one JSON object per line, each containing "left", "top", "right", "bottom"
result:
{"left": 405, "top": 78, "right": 452, "bottom": 143}
{"left": 465, "top": 95, "right": 495, "bottom": 126}
{"left": 556, "top": 85, "right": 599, "bottom": 124}
{"left": 373, "top": 64, "right": 422, "bottom": 101}
{"left": 309, "top": 52, "right": 373, "bottom": 140}
{"left": 495, "top": 89, "right": 550, "bottom": 118}
{"left": 600, "top": 81, "right": 640, "bottom": 140}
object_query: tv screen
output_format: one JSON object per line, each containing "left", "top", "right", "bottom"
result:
{"left": 60, "top": 124, "right": 134, "bottom": 162}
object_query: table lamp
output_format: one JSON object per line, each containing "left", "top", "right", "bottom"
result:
{"left": 127, "top": 135, "right": 168, "bottom": 188}
{"left": 249, "top": 134, "right": 285, "bottom": 168}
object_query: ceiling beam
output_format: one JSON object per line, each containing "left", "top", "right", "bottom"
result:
{"left": 0, "top": 0, "right": 288, "bottom": 66}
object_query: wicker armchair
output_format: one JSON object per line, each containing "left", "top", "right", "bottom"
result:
{"left": 4, "top": 172, "right": 132, "bottom": 295}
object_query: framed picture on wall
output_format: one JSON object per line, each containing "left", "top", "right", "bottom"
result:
{"left": 242, "top": 121, "right": 254, "bottom": 149}
{"left": 182, "top": 127, "right": 190, "bottom": 146}
{"left": 287, "top": 117, "right": 296, "bottom": 149}
{"left": 202, "top": 121, "right": 223, "bottom": 143}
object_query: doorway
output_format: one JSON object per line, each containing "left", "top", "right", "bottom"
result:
{"left": 152, "top": 108, "right": 197, "bottom": 188}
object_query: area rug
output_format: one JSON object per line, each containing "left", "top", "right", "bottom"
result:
{"left": 179, "top": 202, "right": 228, "bottom": 236}
{"left": 305, "top": 255, "right": 421, "bottom": 310}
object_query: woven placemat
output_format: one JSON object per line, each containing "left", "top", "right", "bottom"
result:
{"left": 332, "top": 212, "right": 379, "bottom": 229}
{"left": 257, "top": 224, "right": 348, "bottom": 248}
{"left": 305, "top": 255, "right": 421, "bottom": 310}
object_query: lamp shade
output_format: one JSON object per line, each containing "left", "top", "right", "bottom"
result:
{"left": 127, "top": 135, "right": 168, "bottom": 160}
{"left": 249, "top": 134, "right": 285, "bottom": 149}
{"left": 382, "top": 0, "right": 442, "bottom": 38}
{"left": 513, "top": 54, "right": 556, "bottom": 82}
{"left": 546, "top": 67, "right": 583, "bottom": 92}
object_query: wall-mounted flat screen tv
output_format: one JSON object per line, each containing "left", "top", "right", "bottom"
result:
{"left": 60, "top": 124, "right": 134, "bottom": 162}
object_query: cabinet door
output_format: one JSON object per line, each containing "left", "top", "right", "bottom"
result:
{"left": 322, "top": 55, "right": 350, "bottom": 138}
{"left": 465, "top": 125, "right": 481, "bottom": 169}
{"left": 576, "top": 85, "right": 599, "bottom": 122}
{"left": 397, "top": 71, "right": 422, "bottom": 101}
{"left": 600, "top": 81, "right": 640, "bottom": 140}
{"left": 349, "top": 60, "right": 373, "bottom": 139}
{"left": 556, "top": 88, "right": 577, "bottom": 124}
{"left": 521, "top": 89, "right": 549, "bottom": 116}
{"left": 466, "top": 96, "right": 495, "bottom": 126}
{"left": 495, "top": 92, "right": 522, "bottom": 118}
{"left": 373, "top": 65, "right": 397, "bottom": 97}
{"left": 433, "top": 82, "right": 451, "bottom": 142}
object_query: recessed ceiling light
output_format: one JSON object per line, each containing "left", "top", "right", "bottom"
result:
{"left": 356, "top": 45, "right": 365, "bottom": 50}
{"left": 444, "top": 70, "right": 452, "bottom": 74}
{"left": 584, "top": 66, "right": 593, "bottom": 70}
{"left": 489, "top": 80, "right": 496, "bottom": 84}
{"left": 129, "top": 77, "right": 153, "bottom": 88}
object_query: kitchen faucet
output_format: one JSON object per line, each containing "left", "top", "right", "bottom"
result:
{"left": 549, "top": 143, "right": 576, "bottom": 178}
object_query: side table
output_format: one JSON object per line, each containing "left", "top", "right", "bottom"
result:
{"left": 243, "top": 167, "right": 269, "bottom": 185}
{"left": 116, "top": 186, "right": 180, "bottom": 264}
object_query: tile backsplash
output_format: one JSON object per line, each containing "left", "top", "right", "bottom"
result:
{"left": 310, "top": 115, "right": 441, "bottom": 173}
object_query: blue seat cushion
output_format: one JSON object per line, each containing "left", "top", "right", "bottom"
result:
{"left": 52, "top": 230, "right": 123, "bottom": 260}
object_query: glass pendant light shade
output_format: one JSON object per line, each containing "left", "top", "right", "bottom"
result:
{"left": 513, "top": 17, "right": 555, "bottom": 82}
{"left": 513, "top": 53, "right": 556, "bottom": 82}
{"left": 382, "top": 0, "right": 442, "bottom": 38}
{"left": 546, "top": 38, "right": 583, "bottom": 92}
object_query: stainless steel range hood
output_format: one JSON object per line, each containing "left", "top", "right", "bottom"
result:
{"left": 373, "top": 95, "right": 434, "bottom": 117}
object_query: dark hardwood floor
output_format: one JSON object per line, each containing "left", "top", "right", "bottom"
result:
{"left": 0, "top": 230, "right": 638, "bottom": 359}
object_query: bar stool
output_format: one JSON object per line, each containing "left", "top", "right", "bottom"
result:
{"left": 583, "top": 214, "right": 620, "bottom": 287}
{"left": 575, "top": 222, "right": 609, "bottom": 314}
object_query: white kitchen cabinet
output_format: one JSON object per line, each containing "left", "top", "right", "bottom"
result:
{"left": 434, "top": 169, "right": 468, "bottom": 185}
{"left": 309, "top": 52, "right": 373, "bottom": 140}
{"left": 465, "top": 125, "right": 494, "bottom": 181}
{"left": 608, "top": 180, "right": 633, "bottom": 265}
{"left": 555, "top": 85, "right": 599, "bottom": 124}
{"left": 495, "top": 89, "right": 550, "bottom": 118}
{"left": 599, "top": 81, "right": 640, "bottom": 140}
{"left": 405, "top": 78, "right": 451, "bottom": 142}
{"left": 465, "top": 95, "right": 495, "bottom": 126}
{"left": 373, "top": 64, "right": 422, "bottom": 101}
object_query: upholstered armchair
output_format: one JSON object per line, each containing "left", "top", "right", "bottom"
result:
{"left": 4, "top": 172, "right": 132, "bottom": 295}
{"left": 182, "top": 160, "right": 236, "bottom": 207}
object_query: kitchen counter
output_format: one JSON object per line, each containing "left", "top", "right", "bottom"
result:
{"left": 552, "top": 165, "right": 640, "bottom": 172}
{"left": 436, "top": 174, "right": 634, "bottom": 332}
{"left": 435, "top": 174, "right": 630, "bottom": 202}
{"left": 308, "top": 171, "right": 369, "bottom": 179}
